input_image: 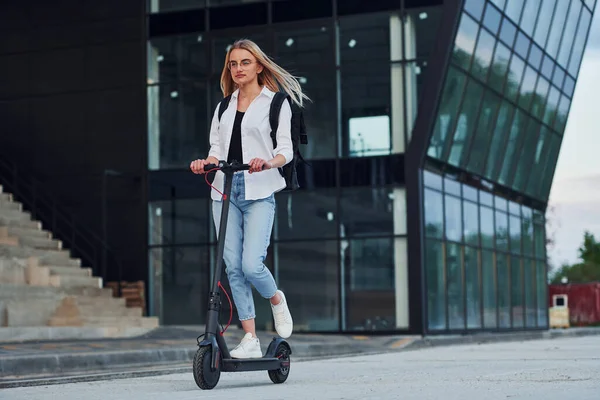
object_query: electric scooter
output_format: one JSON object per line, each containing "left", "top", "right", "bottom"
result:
{"left": 193, "top": 159, "right": 292, "bottom": 390}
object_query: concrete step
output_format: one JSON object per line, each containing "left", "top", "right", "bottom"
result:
{"left": 0, "top": 216, "right": 41, "bottom": 229}
{"left": 81, "top": 316, "right": 159, "bottom": 328}
{"left": 48, "top": 265, "right": 92, "bottom": 277}
{"left": 18, "top": 235, "right": 62, "bottom": 250}
{"left": 78, "top": 304, "right": 143, "bottom": 317}
{"left": 52, "top": 274, "right": 102, "bottom": 289}
{"left": 75, "top": 295, "right": 126, "bottom": 307}
{"left": 0, "top": 193, "right": 12, "bottom": 202}
{"left": 0, "top": 258, "right": 26, "bottom": 285}
{"left": 3, "top": 298, "right": 62, "bottom": 327}
{"left": 0, "top": 208, "right": 32, "bottom": 221}
{"left": 0, "top": 283, "right": 113, "bottom": 300}
{"left": 0, "top": 199, "right": 22, "bottom": 211}
{"left": 0, "top": 244, "right": 80, "bottom": 266}
{"left": 6, "top": 226, "right": 52, "bottom": 239}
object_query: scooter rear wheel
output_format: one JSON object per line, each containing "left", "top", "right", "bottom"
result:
{"left": 193, "top": 346, "right": 221, "bottom": 390}
{"left": 268, "top": 343, "right": 291, "bottom": 384}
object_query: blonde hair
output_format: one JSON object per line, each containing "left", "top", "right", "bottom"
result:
{"left": 220, "top": 38, "right": 310, "bottom": 107}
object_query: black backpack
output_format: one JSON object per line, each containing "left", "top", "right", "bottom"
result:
{"left": 217, "top": 92, "right": 308, "bottom": 191}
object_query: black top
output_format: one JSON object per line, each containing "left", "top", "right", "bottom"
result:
{"left": 227, "top": 111, "right": 245, "bottom": 164}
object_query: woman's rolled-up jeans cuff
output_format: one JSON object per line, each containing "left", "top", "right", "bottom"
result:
{"left": 238, "top": 314, "right": 256, "bottom": 321}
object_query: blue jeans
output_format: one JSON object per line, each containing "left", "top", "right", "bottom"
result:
{"left": 212, "top": 173, "right": 278, "bottom": 321}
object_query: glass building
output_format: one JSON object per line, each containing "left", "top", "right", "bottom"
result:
{"left": 145, "top": 0, "right": 596, "bottom": 334}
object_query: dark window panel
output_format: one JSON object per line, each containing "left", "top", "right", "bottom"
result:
{"left": 511, "top": 255, "right": 524, "bottom": 327}
{"left": 209, "top": 2, "right": 267, "bottom": 30}
{"left": 504, "top": 54, "right": 526, "bottom": 102}
{"left": 272, "top": 0, "right": 333, "bottom": 22}
{"left": 464, "top": 0, "right": 484, "bottom": 20}
{"left": 483, "top": 101, "right": 515, "bottom": 180}
{"left": 147, "top": 35, "right": 208, "bottom": 84}
{"left": 277, "top": 240, "right": 340, "bottom": 332}
{"left": 513, "top": 31, "right": 531, "bottom": 60}
{"left": 523, "top": 126, "right": 550, "bottom": 198}
{"left": 452, "top": 12, "right": 480, "bottom": 70}
{"left": 528, "top": 44, "right": 543, "bottom": 70}
{"left": 482, "top": 2, "right": 503, "bottom": 34}
{"left": 471, "top": 29, "right": 496, "bottom": 82}
{"left": 536, "top": 132, "right": 561, "bottom": 199}
{"left": 208, "top": 0, "right": 265, "bottom": 7}
{"left": 447, "top": 242, "right": 465, "bottom": 329}
{"left": 447, "top": 79, "right": 485, "bottom": 167}
{"left": 497, "top": 252, "right": 510, "bottom": 328}
{"left": 530, "top": 76, "right": 550, "bottom": 120}
{"left": 148, "top": 0, "right": 206, "bottom": 13}
{"left": 149, "top": 199, "right": 211, "bottom": 245}
{"left": 521, "top": 206, "right": 534, "bottom": 256}
{"left": 488, "top": 42, "right": 511, "bottom": 93}
{"left": 339, "top": 155, "right": 405, "bottom": 187}
{"left": 533, "top": 0, "right": 557, "bottom": 48}
{"left": 148, "top": 9, "right": 206, "bottom": 37}
{"left": 147, "top": 82, "right": 208, "bottom": 170}
{"left": 524, "top": 258, "right": 537, "bottom": 327}
{"left": 465, "top": 90, "right": 502, "bottom": 173}
{"left": 545, "top": 0, "right": 571, "bottom": 58}
{"left": 482, "top": 249, "right": 497, "bottom": 328}
{"left": 336, "top": 0, "right": 400, "bottom": 16}
{"left": 426, "top": 239, "right": 446, "bottom": 331}
{"left": 568, "top": 8, "right": 592, "bottom": 76}
{"left": 520, "top": 0, "right": 542, "bottom": 37}
{"left": 540, "top": 54, "right": 554, "bottom": 79}
{"left": 499, "top": 17, "right": 517, "bottom": 47}
{"left": 465, "top": 246, "right": 481, "bottom": 329}
{"left": 425, "top": 188, "right": 444, "bottom": 239}
{"left": 504, "top": 0, "right": 525, "bottom": 24}
{"left": 536, "top": 260, "right": 548, "bottom": 326}
{"left": 406, "top": 6, "right": 445, "bottom": 61}
{"left": 498, "top": 110, "right": 527, "bottom": 185}
{"left": 344, "top": 237, "right": 397, "bottom": 330}
{"left": 339, "top": 187, "right": 397, "bottom": 237}
{"left": 556, "top": 0, "right": 582, "bottom": 67}
{"left": 445, "top": 194, "right": 462, "bottom": 242}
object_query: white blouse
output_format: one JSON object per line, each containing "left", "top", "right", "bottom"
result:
{"left": 207, "top": 86, "right": 293, "bottom": 201}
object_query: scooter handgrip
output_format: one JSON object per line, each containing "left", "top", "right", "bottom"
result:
{"left": 204, "top": 164, "right": 217, "bottom": 170}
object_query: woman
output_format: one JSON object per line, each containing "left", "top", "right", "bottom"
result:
{"left": 190, "top": 39, "right": 309, "bottom": 359}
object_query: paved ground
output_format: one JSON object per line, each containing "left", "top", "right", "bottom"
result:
{"left": 2, "top": 335, "right": 598, "bottom": 399}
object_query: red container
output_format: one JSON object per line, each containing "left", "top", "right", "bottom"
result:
{"left": 549, "top": 283, "right": 600, "bottom": 326}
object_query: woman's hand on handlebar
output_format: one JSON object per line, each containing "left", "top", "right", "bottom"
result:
{"left": 248, "top": 158, "right": 272, "bottom": 174}
{"left": 190, "top": 157, "right": 218, "bottom": 174}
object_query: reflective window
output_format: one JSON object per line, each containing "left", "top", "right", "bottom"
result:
{"left": 482, "top": 249, "right": 497, "bottom": 328}
{"left": 471, "top": 29, "right": 496, "bottom": 82}
{"left": 463, "top": 184, "right": 478, "bottom": 202}
{"left": 533, "top": 0, "right": 557, "bottom": 48}
{"left": 511, "top": 255, "right": 524, "bottom": 327}
{"left": 568, "top": 9, "right": 592, "bottom": 76}
{"left": 504, "top": 0, "right": 525, "bottom": 24}
{"left": 520, "top": 0, "right": 541, "bottom": 37}
{"left": 490, "top": 0, "right": 507, "bottom": 11}
{"left": 275, "top": 190, "right": 338, "bottom": 240}
{"left": 466, "top": 90, "right": 501, "bottom": 173}
{"left": 557, "top": 0, "right": 582, "bottom": 67}
{"left": 424, "top": 170, "right": 443, "bottom": 190}
{"left": 488, "top": 42, "right": 511, "bottom": 93}
{"left": 524, "top": 259, "right": 537, "bottom": 327}
{"left": 518, "top": 66, "right": 538, "bottom": 112}
{"left": 553, "top": 66, "right": 566, "bottom": 90}
{"left": 495, "top": 210, "right": 509, "bottom": 252}
{"left": 463, "top": 201, "right": 480, "bottom": 246}
{"left": 530, "top": 76, "right": 550, "bottom": 120}
{"left": 445, "top": 195, "right": 463, "bottom": 242}
{"left": 445, "top": 177, "right": 462, "bottom": 196}
{"left": 497, "top": 253, "right": 510, "bottom": 327}
{"left": 425, "top": 188, "right": 444, "bottom": 238}
{"left": 537, "top": 260, "right": 548, "bottom": 326}
{"left": 148, "top": 0, "right": 206, "bottom": 13}
{"left": 528, "top": 44, "right": 543, "bottom": 70}
{"left": 340, "top": 188, "right": 395, "bottom": 237}
{"left": 482, "top": 3, "right": 503, "bottom": 34}
{"left": 480, "top": 191, "right": 494, "bottom": 207}
{"left": 278, "top": 240, "right": 340, "bottom": 331}
{"left": 585, "top": 0, "right": 596, "bottom": 10}
{"left": 426, "top": 239, "right": 446, "bottom": 330}
{"left": 554, "top": 94, "right": 571, "bottom": 133}
{"left": 498, "top": 110, "right": 526, "bottom": 185}
{"left": 447, "top": 243, "right": 465, "bottom": 329}
{"left": 513, "top": 31, "right": 530, "bottom": 59}
{"left": 481, "top": 205, "right": 495, "bottom": 248}
{"left": 563, "top": 75, "right": 576, "bottom": 98}
{"left": 541, "top": 54, "right": 554, "bottom": 79}
{"left": 484, "top": 101, "right": 514, "bottom": 180}
{"left": 464, "top": 0, "right": 485, "bottom": 20}
{"left": 448, "top": 79, "right": 485, "bottom": 166}
{"left": 546, "top": 0, "right": 570, "bottom": 58}
{"left": 543, "top": 86, "right": 560, "bottom": 126}
{"left": 465, "top": 246, "right": 482, "bottom": 328}
{"left": 499, "top": 17, "right": 517, "bottom": 47}
{"left": 453, "top": 13, "right": 480, "bottom": 70}
{"left": 505, "top": 55, "right": 525, "bottom": 102}
{"left": 513, "top": 120, "right": 541, "bottom": 191}
{"left": 429, "top": 67, "right": 468, "bottom": 159}
{"left": 509, "top": 215, "right": 522, "bottom": 254}
{"left": 537, "top": 132, "right": 561, "bottom": 198}
{"left": 147, "top": 35, "right": 208, "bottom": 84}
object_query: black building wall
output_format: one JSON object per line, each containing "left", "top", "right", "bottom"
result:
{"left": 0, "top": 0, "right": 147, "bottom": 283}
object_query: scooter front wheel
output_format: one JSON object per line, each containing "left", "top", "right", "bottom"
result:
{"left": 193, "top": 346, "right": 221, "bottom": 390}
{"left": 268, "top": 343, "right": 291, "bottom": 384}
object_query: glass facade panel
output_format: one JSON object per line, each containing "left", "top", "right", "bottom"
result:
{"left": 481, "top": 205, "right": 495, "bottom": 249}
{"left": 557, "top": 0, "right": 582, "bottom": 68}
{"left": 524, "top": 258, "right": 537, "bottom": 327}
{"left": 447, "top": 242, "right": 465, "bottom": 329}
{"left": 504, "top": 55, "right": 525, "bottom": 102}
{"left": 465, "top": 246, "right": 482, "bottom": 328}
{"left": 536, "top": 259, "right": 548, "bottom": 326}
{"left": 546, "top": 0, "right": 570, "bottom": 58}
{"left": 275, "top": 190, "right": 338, "bottom": 241}
{"left": 533, "top": 0, "right": 557, "bottom": 48}
{"left": 499, "top": 17, "right": 517, "bottom": 47}
{"left": 463, "top": 201, "right": 480, "bottom": 246}
{"left": 488, "top": 42, "right": 511, "bottom": 93}
{"left": 513, "top": 120, "right": 541, "bottom": 191}
{"left": 447, "top": 79, "right": 484, "bottom": 166}
{"left": 497, "top": 253, "right": 510, "bottom": 328}
{"left": 425, "top": 188, "right": 444, "bottom": 238}
{"left": 511, "top": 255, "right": 524, "bottom": 328}
{"left": 340, "top": 188, "right": 396, "bottom": 237}
{"left": 464, "top": 0, "right": 485, "bottom": 20}
{"left": 504, "top": 0, "right": 524, "bottom": 24}
{"left": 483, "top": 2, "right": 503, "bottom": 34}
{"left": 568, "top": 9, "right": 592, "bottom": 76}
{"left": 520, "top": 0, "right": 541, "bottom": 36}
{"left": 466, "top": 90, "right": 501, "bottom": 172}
{"left": 453, "top": 13, "right": 480, "bottom": 70}
{"left": 497, "top": 110, "right": 525, "bottom": 184}
{"left": 482, "top": 249, "right": 497, "bottom": 328}
{"left": 509, "top": 215, "right": 521, "bottom": 254}
{"left": 528, "top": 44, "right": 543, "bottom": 70}
{"left": 426, "top": 239, "right": 446, "bottom": 331}
{"left": 445, "top": 195, "right": 463, "bottom": 242}
{"left": 484, "top": 101, "right": 514, "bottom": 180}
{"left": 530, "top": 77, "right": 550, "bottom": 120}
{"left": 471, "top": 29, "right": 496, "bottom": 82}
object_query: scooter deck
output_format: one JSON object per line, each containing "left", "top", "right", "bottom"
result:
{"left": 221, "top": 357, "right": 288, "bottom": 372}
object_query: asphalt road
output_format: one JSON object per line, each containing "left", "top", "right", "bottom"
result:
{"left": 3, "top": 335, "right": 599, "bottom": 399}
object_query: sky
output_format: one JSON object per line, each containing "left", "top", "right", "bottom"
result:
{"left": 547, "top": 8, "right": 600, "bottom": 270}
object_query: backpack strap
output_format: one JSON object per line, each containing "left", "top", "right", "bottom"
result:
{"left": 218, "top": 94, "right": 232, "bottom": 121}
{"left": 269, "top": 92, "right": 290, "bottom": 149}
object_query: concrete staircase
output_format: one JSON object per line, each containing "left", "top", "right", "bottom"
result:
{"left": 0, "top": 184, "right": 158, "bottom": 340}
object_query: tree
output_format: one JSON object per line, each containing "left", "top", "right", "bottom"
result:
{"left": 551, "top": 231, "right": 600, "bottom": 284}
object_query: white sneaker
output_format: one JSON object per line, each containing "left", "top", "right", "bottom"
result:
{"left": 271, "top": 290, "right": 293, "bottom": 338}
{"left": 230, "top": 332, "right": 262, "bottom": 359}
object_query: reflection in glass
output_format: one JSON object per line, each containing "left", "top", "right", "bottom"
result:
{"left": 499, "top": 17, "right": 517, "bottom": 47}
{"left": 546, "top": 0, "right": 570, "bottom": 58}
{"left": 340, "top": 187, "right": 396, "bottom": 237}
{"left": 557, "top": 0, "right": 582, "bottom": 67}
{"left": 466, "top": 90, "right": 501, "bottom": 173}
{"left": 536, "top": 260, "right": 548, "bottom": 327}
{"left": 553, "top": 66, "right": 566, "bottom": 90}
{"left": 511, "top": 256, "right": 524, "bottom": 328}
{"left": 425, "top": 189, "right": 444, "bottom": 238}
{"left": 521, "top": 206, "right": 534, "bottom": 256}
{"left": 513, "top": 31, "right": 530, "bottom": 59}
{"left": 498, "top": 110, "right": 526, "bottom": 185}
{"left": 541, "top": 54, "right": 554, "bottom": 79}
{"left": 538, "top": 133, "right": 561, "bottom": 199}
{"left": 497, "top": 253, "right": 510, "bottom": 328}
{"left": 518, "top": 66, "right": 537, "bottom": 112}
{"left": 426, "top": 239, "right": 446, "bottom": 330}
{"left": 568, "top": 9, "right": 592, "bottom": 76}
{"left": 447, "top": 243, "right": 464, "bottom": 329}
{"left": 488, "top": 42, "right": 511, "bottom": 93}
{"left": 513, "top": 120, "right": 541, "bottom": 192}
{"left": 445, "top": 195, "right": 463, "bottom": 242}
{"left": 530, "top": 77, "right": 550, "bottom": 120}
{"left": 528, "top": 44, "right": 543, "bottom": 70}
{"left": 482, "top": 249, "right": 497, "bottom": 328}
{"left": 463, "top": 201, "right": 480, "bottom": 246}
{"left": 554, "top": 95, "right": 571, "bottom": 133}
{"left": 464, "top": 0, "right": 484, "bottom": 20}
{"left": 504, "top": 55, "right": 525, "bottom": 102}
{"left": 520, "top": 0, "right": 541, "bottom": 36}
{"left": 509, "top": 215, "right": 522, "bottom": 254}
{"left": 453, "top": 13, "right": 480, "bottom": 70}
{"left": 275, "top": 190, "right": 338, "bottom": 241}
{"left": 465, "top": 246, "right": 481, "bottom": 328}
{"left": 483, "top": 2, "right": 502, "bottom": 34}
{"left": 471, "top": 29, "right": 496, "bottom": 82}
{"left": 448, "top": 79, "right": 484, "bottom": 166}
{"left": 533, "top": 0, "right": 557, "bottom": 48}
{"left": 524, "top": 259, "right": 536, "bottom": 327}
{"left": 278, "top": 240, "right": 339, "bottom": 331}
{"left": 481, "top": 206, "right": 495, "bottom": 249}
{"left": 484, "top": 102, "right": 514, "bottom": 180}
{"left": 543, "top": 86, "right": 560, "bottom": 127}
{"left": 495, "top": 210, "right": 509, "bottom": 252}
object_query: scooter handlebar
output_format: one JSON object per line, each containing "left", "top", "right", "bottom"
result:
{"left": 204, "top": 161, "right": 264, "bottom": 172}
